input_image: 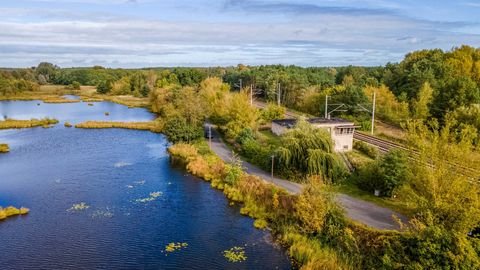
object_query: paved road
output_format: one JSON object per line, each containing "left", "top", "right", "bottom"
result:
{"left": 208, "top": 127, "right": 303, "bottom": 194}
{"left": 206, "top": 125, "right": 409, "bottom": 231}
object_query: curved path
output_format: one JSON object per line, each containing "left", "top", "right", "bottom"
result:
{"left": 207, "top": 126, "right": 408, "bottom": 231}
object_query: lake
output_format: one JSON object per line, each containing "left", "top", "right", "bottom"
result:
{"left": 0, "top": 99, "right": 291, "bottom": 269}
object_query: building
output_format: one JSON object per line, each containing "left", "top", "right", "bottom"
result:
{"left": 271, "top": 118, "right": 356, "bottom": 152}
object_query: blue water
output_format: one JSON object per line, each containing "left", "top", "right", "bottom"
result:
{"left": 0, "top": 100, "right": 291, "bottom": 269}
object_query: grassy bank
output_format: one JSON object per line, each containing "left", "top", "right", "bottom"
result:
{"left": 0, "top": 143, "right": 9, "bottom": 153}
{"left": 75, "top": 120, "right": 163, "bottom": 132}
{"left": 0, "top": 118, "right": 59, "bottom": 129}
{"left": 0, "top": 206, "right": 29, "bottom": 220}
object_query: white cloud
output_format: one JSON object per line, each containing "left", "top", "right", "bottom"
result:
{"left": 0, "top": 1, "right": 478, "bottom": 67}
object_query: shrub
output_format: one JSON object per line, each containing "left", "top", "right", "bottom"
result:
{"left": 354, "top": 149, "right": 409, "bottom": 197}
{"left": 353, "top": 141, "right": 378, "bottom": 159}
{"left": 163, "top": 116, "right": 203, "bottom": 143}
{"left": 235, "top": 128, "right": 255, "bottom": 144}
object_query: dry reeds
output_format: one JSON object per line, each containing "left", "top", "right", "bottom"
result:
{"left": 75, "top": 121, "right": 162, "bottom": 132}
{"left": 0, "top": 118, "right": 59, "bottom": 129}
{"left": 0, "top": 143, "right": 9, "bottom": 153}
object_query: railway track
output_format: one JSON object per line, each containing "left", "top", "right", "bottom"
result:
{"left": 354, "top": 131, "right": 480, "bottom": 180}
{"left": 253, "top": 101, "right": 480, "bottom": 180}
{"left": 353, "top": 132, "right": 407, "bottom": 153}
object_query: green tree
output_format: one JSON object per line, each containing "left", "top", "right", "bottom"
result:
{"left": 96, "top": 80, "right": 112, "bottom": 94}
{"left": 163, "top": 116, "right": 203, "bottom": 143}
{"left": 277, "top": 119, "right": 345, "bottom": 182}
{"left": 412, "top": 82, "right": 433, "bottom": 120}
{"left": 71, "top": 81, "right": 81, "bottom": 90}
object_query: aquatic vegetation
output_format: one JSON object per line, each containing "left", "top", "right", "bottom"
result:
{"left": 105, "top": 112, "right": 110, "bottom": 116}
{"left": 91, "top": 208, "right": 114, "bottom": 218}
{"left": 223, "top": 247, "right": 247, "bottom": 262}
{"left": 64, "top": 122, "right": 72, "bottom": 127}
{"left": 75, "top": 121, "right": 162, "bottom": 133}
{"left": 114, "top": 161, "right": 133, "bottom": 168}
{"left": 0, "top": 143, "right": 9, "bottom": 153}
{"left": 165, "top": 242, "right": 188, "bottom": 252}
{"left": 0, "top": 206, "right": 29, "bottom": 220}
{"left": 135, "top": 191, "right": 162, "bottom": 203}
{"left": 87, "top": 103, "right": 94, "bottom": 106}
{"left": 0, "top": 118, "right": 59, "bottom": 129}
{"left": 67, "top": 202, "right": 90, "bottom": 212}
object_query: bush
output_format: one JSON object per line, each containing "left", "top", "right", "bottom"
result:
{"left": 353, "top": 141, "right": 378, "bottom": 159}
{"left": 354, "top": 149, "right": 409, "bottom": 197}
{"left": 163, "top": 116, "right": 203, "bottom": 143}
{"left": 260, "top": 103, "right": 286, "bottom": 122}
{"left": 235, "top": 128, "right": 255, "bottom": 144}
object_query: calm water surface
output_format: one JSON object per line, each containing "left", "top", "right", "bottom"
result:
{"left": 0, "top": 99, "right": 291, "bottom": 269}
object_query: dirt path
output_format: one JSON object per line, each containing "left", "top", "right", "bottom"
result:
{"left": 207, "top": 126, "right": 408, "bottom": 231}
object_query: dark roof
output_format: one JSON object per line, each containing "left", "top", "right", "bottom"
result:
{"left": 272, "top": 118, "right": 354, "bottom": 128}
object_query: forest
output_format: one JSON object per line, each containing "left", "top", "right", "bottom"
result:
{"left": 1, "top": 45, "right": 479, "bottom": 139}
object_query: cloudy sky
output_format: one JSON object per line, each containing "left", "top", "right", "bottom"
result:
{"left": 1, "top": 0, "right": 479, "bottom": 68}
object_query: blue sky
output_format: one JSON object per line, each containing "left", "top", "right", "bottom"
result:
{"left": 0, "top": 0, "right": 479, "bottom": 68}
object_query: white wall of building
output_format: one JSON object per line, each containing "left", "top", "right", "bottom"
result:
{"left": 271, "top": 121, "right": 355, "bottom": 152}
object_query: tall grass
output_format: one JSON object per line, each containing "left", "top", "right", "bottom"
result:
{"left": 0, "top": 206, "right": 29, "bottom": 220}
{"left": 0, "top": 118, "right": 59, "bottom": 129}
{"left": 0, "top": 143, "right": 9, "bottom": 153}
{"left": 75, "top": 120, "right": 163, "bottom": 132}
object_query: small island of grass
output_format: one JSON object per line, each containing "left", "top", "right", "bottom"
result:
{"left": 75, "top": 121, "right": 162, "bottom": 132}
{"left": 0, "top": 118, "right": 59, "bottom": 129}
{"left": 0, "top": 206, "right": 29, "bottom": 220}
{"left": 0, "top": 143, "right": 9, "bottom": 153}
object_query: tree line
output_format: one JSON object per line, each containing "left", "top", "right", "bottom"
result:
{"left": 1, "top": 45, "right": 479, "bottom": 140}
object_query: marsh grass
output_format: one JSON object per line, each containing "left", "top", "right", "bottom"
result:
{"left": 75, "top": 121, "right": 163, "bottom": 132}
{"left": 80, "top": 97, "right": 104, "bottom": 102}
{"left": 78, "top": 94, "right": 148, "bottom": 108}
{"left": 43, "top": 98, "right": 80, "bottom": 104}
{"left": 64, "top": 122, "right": 72, "bottom": 128}
{"left": 0, "top": 206, "right": 29, "bottom": 220}
{"left": 0, "top": 118, "right": 59, "bottom": 129}
{"left": 0, "top": 143, "right": 9, "bottom": 153}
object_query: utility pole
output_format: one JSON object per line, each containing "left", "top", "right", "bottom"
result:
{"left": 371, "top": 91, "right": 376, "bottom": 135}
{"left": 208, "top": 124, "right": 212, "bottom": 149}
{"left": 250, "top": 84, "right": 253, "bottom": 105}
{"left": 277, "top": 83, "right": 281, "bottom": 105}
{"left": 324, "top": 95, "right": 328, "bottom": 119}
{"left": 271, "top": 155, "right": 275, "bottom": 181}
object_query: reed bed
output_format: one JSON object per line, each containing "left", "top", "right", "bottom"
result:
{"left": 43, "top": 98, "right": 80, "bottom": 104}
{"left": 0, "top": 206, "right": 29, "bottom": 220}
{"left": 75, "top": 121, "right": 162, "bottom": 132}
{"left": 0, "top": 118, "right": 59, "bottom": 129}
{"left": 0, "top": 143, "right": 9, "bottom": 153}
{"left": 80, "top": 96, "right": 104, "bottom": 102}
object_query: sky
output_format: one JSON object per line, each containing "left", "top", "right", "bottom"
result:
{"left": 0, "top": 0, "right": 479, "bottom": 68}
